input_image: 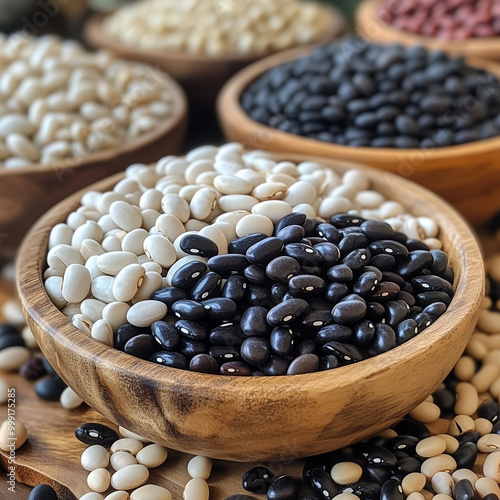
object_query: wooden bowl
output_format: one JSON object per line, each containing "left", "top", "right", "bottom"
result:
{"left": 17, "top": 152, "right": 484, "bottom": 462}
{"left": 217, "top": 47, "right": 500, "bottom": 226}
{"left": 0, "top": 72, "right": 187, "bottom": 260}
{"left": 356, "top": 0, "right": 500, "bottom": 62}
{"left": 83, "top": 6, "right": 346, "bottom": 108}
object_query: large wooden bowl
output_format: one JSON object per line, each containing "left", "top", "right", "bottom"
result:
{"left": 17, "top": 153, "right": 484, "bottom": 461}
{"left": 217, "top": 47, "right": 500, "bottom": 226}
{"left": 83, "top": 6, "right": 346, "bottom": 107}
{"left": 0, "top": 72, "right": 187, "bottom": 260}
{"left": 356, "top": 0, "right": 500, "bottom": 62}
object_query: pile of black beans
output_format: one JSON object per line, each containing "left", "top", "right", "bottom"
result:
{"left": 115, "top": 212, "right": 453, "bottom": 376}
{"left": 240, "top": 36, "right": 500, "bottom": 148}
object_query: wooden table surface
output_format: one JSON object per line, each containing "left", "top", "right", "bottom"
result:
{"left": 0, "top": 277, "right": 301, "bottom": 500}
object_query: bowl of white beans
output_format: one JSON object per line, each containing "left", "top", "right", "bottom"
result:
{"left": 0, "top": 33, "right": 187, "bottom": 259}
{"left": 83, "top": 0, "right": 346, "bottom": 106}
{"left": 17, "top": 144, "right": 484, "bottom": 462}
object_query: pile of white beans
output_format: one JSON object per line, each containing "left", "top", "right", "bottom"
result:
{"left": 43, "top": 143, "right": 440, "bottom": 340}
{"left": 0, "top": 34, "right": 174, "bottom": 169}
{"left": 103, "top": 0, "right": 332, "bottom": 56}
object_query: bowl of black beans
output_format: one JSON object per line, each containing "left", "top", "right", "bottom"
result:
{"left": 17, "top": 147, "right": 484, "bottom": 462}
{"left": 218, "top": 35, "right": 500, "bottom": 225}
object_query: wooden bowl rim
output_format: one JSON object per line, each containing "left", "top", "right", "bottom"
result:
{"left": 216, "top": 44, "right": 500, "bottom": 164}
{"left": 17, "top": 152, "right": 484, "bottom": 397}
{"left": 0, "top": 69, "right": 188, "bottom": 177}
{"left": 83, "top": 4, "right": 346, "bottom": 65}
{"left": 358, "top": 0, "right": 500, "bottom": 50}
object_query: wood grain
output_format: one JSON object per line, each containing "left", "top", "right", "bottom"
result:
{"left": 0, "top": 71, "right": 187, "bottom": 260}
{"left": 83, "top": 6, "right": 346, "bottom": 108}
{"left": 356, "top": 0, "right": 500, "bottom": 62}
{"left": 16, "top": 154, "right": 484, "bottom": 462}
{"left": 217, "top": 48, "right": 500, "bottom": 225}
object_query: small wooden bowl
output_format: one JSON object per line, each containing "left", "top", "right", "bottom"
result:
{"left": 17, "top": 153, "right": 484, "bottom": 462}
{"left": 217, "top": 47, "right": 500, "bottom": 226}
{"left": 0, "top": 73, "right": 187, "bottom": 260}
{"left": 356, "top": 0, "right": 500, "bottom": 62}
{"left": 83, "top": 6, "right": 346, "bottom": 107}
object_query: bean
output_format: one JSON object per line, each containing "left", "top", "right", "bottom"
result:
{"left": 187, "top": 455, "right": 212, "bottom": 479}
{"left": 454, "top": 383, "right": 479, "bottom": 416}
{"left": 420, "top": 454, "right": 457, "bottom": 479}
{"left": 126, "top": 301, "right": 167, "bottom": 328}
{"left": 28, "top": 485, "right": 58, "bottom": 500}
{"left": 183, "top": 478, "right": 209, "bottom": 500}
{"left": 76, "top": 423, "right": 119, "bottom": 446}
{"left": 110, "top": 464, "right": 149, "bottom": 490}
{"left": 60, "top": 386, "right": 84, "bottom": 409}
{"left": 416, "top": 436, "right": 447, "bottom": 458}
{"left": 110, "top": 451, "right": 137, "bottom": 471}
{"left": 0, "top": 418, "right": 27, "bottom": 450}
{"left": 136, "top": 443, "right": 168, "bottom": 468}
{"left": 87, "top": 468, "right": 111, "bottom": 493}
{"left": 331, "top": 462, "right": 363, "bottom": 485}
{"left": 130, "top": 485, "right": 172, "bottom": 500}
{"left": 402, "top": 472, "right": 426, "bottom": 495}
{"left": 81, "top": 445, "right": 110, "bottom": 471}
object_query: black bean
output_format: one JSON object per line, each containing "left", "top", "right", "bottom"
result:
{"left": 354, "top": 319, "right": 376, "bottom": 346}
{"left": 323, "top": 282, "right": 350, "bottom": 304}
{"left": 0, "top": 333, "right": 25, "bottom": 350}
{"left": 483, "top": 495, "right": 500, "bottom": 500}
{"left": 242, "top": 466, "right": 274, "bottom": 494}
{"left": 260, "top": 355, "right": 291, "bottom": 376}
{"left": 151, "top": 321, "right": 180, "bottom": 350}
{"left": 229, "top": 233, "right": 268, "bottom": 254}
{"left": 430, "top": 249, "right": 448, "bottom": 275}
{"left": 179, "top": 234, "right": 218, "bottom": 257}
{"left": 393, "top": 419, "right": 431, "bottom": 440}
{"left": 270, "top": 327, "right": 295, "bottom": 356}
{"left": 190, "top": 272, "right": 222, "bottom": 301}
{"left": 289, "top": 275, "right": 325, "bottom": 296}
{"left": 370, "top": 254, "right": 396, "bottom": 271}
{"left": 322, "top": 341, "right": 363, "bottom": 364}
{"left": 287, "top": 353, "right": 319, "bottom": 374}
{"left": 385, "top": 300, "right": 410, "bottom": 326}
{"left": 207, "top": 254, "right": 248, "bottom": 277}
{"left": 327, "top": 264, "right": 354, "bottom": 283}
{"left": 151, "top": 351, "right": 189, "bottom": 369}
{"left": 284, "top": 243, "right": 324, "bottom": 267}
{"left": 396, "top": 319, "right": 419, "bottom": 344}
{"left": 338, "top": 233, "right": 369, "bottom": 255}
{"left": 267, "top": 299, "right": 308, "bottom": 326}
{"left": 241, "top": 306, "right": 270, "bottom": 337}
{"left": 75, "top": 423, "right": 119, "bottom": 446}
{"left": 175, "top": 320, "right": 208, "bottom": 341}
{"left": 340, "top": 482, "right": 381, "bottom": 500}
{"left": 365, "top": 464, "right": 394, "bottom": 484}
{"left": 124, "top": 334, "right": 159, "bottom": 359}
{"left": 209, "top": 324, "right": 243, "bottom": 347}
{"left": 225, "top": 496, "right": 257, "bottom": 500}
{"left": 189, "top": 354, "right": 219, "bottom": 374}
{"left": 246, "top": 237, "right": 284, "bottom": 265}
{"left": 387, "top": 435, "right": 419, "bottom": 457}
{"left": 221, "top": 275, "right": 248, "bottom": 302}
{"left": 366, "top": 302, "right": 386, "bottom": 322}
{"left": 416, "top": 291, "right": 452, "bottom": 307}
{"left": 277, "top": 225, "right": 305, "bottom": 244}
{"left": 171, "top": 260, "right": 208, "bottom": 289}
{"left": 353, "top": 271, "right": 380, "bottom": 295}
{"left": 179, "top": 338, "right": 207, "bottom": 358}
{"left": 380, "top": 478, "right": 403, "bottom": 500}
{"left": 209, "top": 345, "right": 240, "bottom": 364}
{"left": 220, "top": 361, "right": 252, "bottom": 376}
{"left": 412, "top": 275, "right": 454, "bottom": 296}
{"left": 201, "top": 298, "right": 238, "bottom": 322}
{"left": 395, "top": 456, "right": 422, "bottom": 475}
{"left": 34, "top": 376, "right": 67, "bottom": 401}
{"left": 245, "top": 284, "right": 274, "bottom": 308}
{"left": 266, "top": 475, "right": 299, "bottom": 500}
{"left": 274, "top": 213, "right": 307, "bottom": 234}
{"left": 370, "top": 282, "right": 401, "bottom": 301}
{"left": 308, "top": 468, "right": 337, "bottom": 499}
{"left": 453, "top": 442, "right": 477, "bottom": 469}
{"left": 19, "top": 356, "right": 46, "bottom": 380}
{"left": 266, "top": 256, "right": 301, "bottom": 283}
{"left": 453, "top": 479, "right": 475, "bottom": 500}
{"left": 171, "top": 300, "right": 207, "bottom": 321}
{"left": 478, "top": 401, "right": 500, "bottom": 422}
{"left": 115, "top": 324, "right": 151, "bottom": 351}
{"left": 241, "top": 337, "right": 270, "bottom": 366}
{"left": 342, "top": 248, "right": 371, "bottom": 269}
{"left": 150, "top": 287, "right": 186, "bottom": 307}
{"left": 371, "top": 323, "right": 397, "bottom": 353}
{"left": 332, "top": 299, "right": 367, "bottom": 325}
{"left": 0, "top": 323, "right": 19, "bottom": 336}
{"left": 28, "top": 484, "right": 58, "bottom": 500}
{"left": 300, "top": 309, "right": 332, "bottom": 329}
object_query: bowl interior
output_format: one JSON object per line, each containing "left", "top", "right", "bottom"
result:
{"left": 17, "top": 154, "right": 484, "bottom": 461}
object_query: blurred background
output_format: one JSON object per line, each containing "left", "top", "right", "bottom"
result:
{"left": 0, "top": 0, "right": 364, "bottom": 36}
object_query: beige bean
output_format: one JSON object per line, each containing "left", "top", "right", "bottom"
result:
{"left": 111, "top": 438, "right": 144, "bottom": 455}
{"left": 81, "top": 445, "right": 109, "bottom": 471}
{"left": 111, "top": 464, "right": 149, "bottom": 490}
{"left": 406, "top": 493, "right": 425, "bottom": 500}
{"left": 465, "top": 339, "right": 488, "bottom": 360}
{"left": 218, "top": 194, "right": 259, "bottom": 212}
{"left": 332, "top": 494, "right": 359, "bottom": 500}
{"left": 130, "top": 484, "right": 172, "bottom": 500}
{"left": 126, "top": 301, "right": 167, "bottom": 328}
{"left": 474, "top": 418, "right": 493, "bottom": 435}
{"left": 109, "top": 201, "right": 142, "bottom": 232}
{"left": 190, "top": 187, "right": 219, "bottom": 220}
{"left": 61, "top": 264, "right": 91, "bottom": 303}
{"left": 143, "top": 235, "right": 176, "bottom": 268}
{"left": 161, "top": 194, "right": 190, "bottom": 223}
{"left": 91, "top": 319, "right": 114, "bottom": 346}
{"left": 475, "top": 476, "right": 500, "bottom": 497}
{"left": 402, "top": 472, "right": 426, "bottom": 495}
{"left": 104, "top": 492, "right": 129, "bottom": 500}
{"left": 252, "top": 182, "right": 288, "bottom": 201}
{"left": 0, "top": 418, "right": 28, "bottom": 450}
{"left": 110, "top": 451, "right": 137, "bottom": 471}
{"left": 420, "top": 454, "right": 457, "bottom": 479}
{"left": 0, "top": 347, "right": 31, "bottom": 372}
{"left": 477, "top": 309, "right": 500, "bottom": 334}
{"left": 448, "top": 415, "right": 475, "bottom": 436}
{"left": 330, "top": 462, "right": 363, "bottom": 485}
{"left": 454, "top": 356, "right": 476, "bottom": 381}
{"left": 121, "top": 229, "right": 149, "bottom": 256}
{"left": 80, "top": 493, "right": 104, "bottom": 500}
{"left": 113, "top": 264, "right": 146, "bottom": 302}
{"left": 431, "top": 472, "right": 453, "bottom": 496}
{"left": 136, "top": 444, "right": 168, "bottom": 468}
{"left": 183, "top": 478, "right": 209, "bottom": 500}
{"left": 60, "top": 386, "right": 84, "bottom": 409}
{"left": 118, "top": 427, "right": 150, "bottom": 443}
{"left": 432, "top": 495, "right": 452, "bottom": 500}
{"left": 87, "top": 468, "right": 111, "bottom": 493}
{"left": 426, "top": 418, "right": 452, "bottom": 436}
{"left": 91, "top": 276, "right": 116, "bottom": 304}
{"left": 416, "top": 436, "right": 447, "bottom": 458}
{"left": 436, "top": 435, "right": 459, "bottom": 454}
{"left": 187, "top": 455, "right": 212, "bottom": 480}
{"left": 236, "top": 213, "right": 274, "bottom": 237}
{"left": 97, "top": 251, "right": 138, "bottom": 276}
{"left": 213, "top": 174, "right": 252, "bottom": 195}
{"left": 409, "top": 401, "right": 441, "bottom": 423}
{"left": 454, "top": 382, "right": 479, "bottom": 416}
{"left": 73, "top": 314, "right": 93, "bottom": 335}
{"left": 478, "top": 434, "right": 500, "bottom": 453}
{"left": 199, "top": 226, "right": 228, "bottom": 255}
{"left": 451, "top": 468, "right": 478, "bottom": 485}
{"left": 471, "top": 364, "right": 499, "bottom": 393}
{"left": 252, "top": 200, "right": 292, "bottom": 224}
{"left": 483, "top": 349, "right": 500, "bottom": 366}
